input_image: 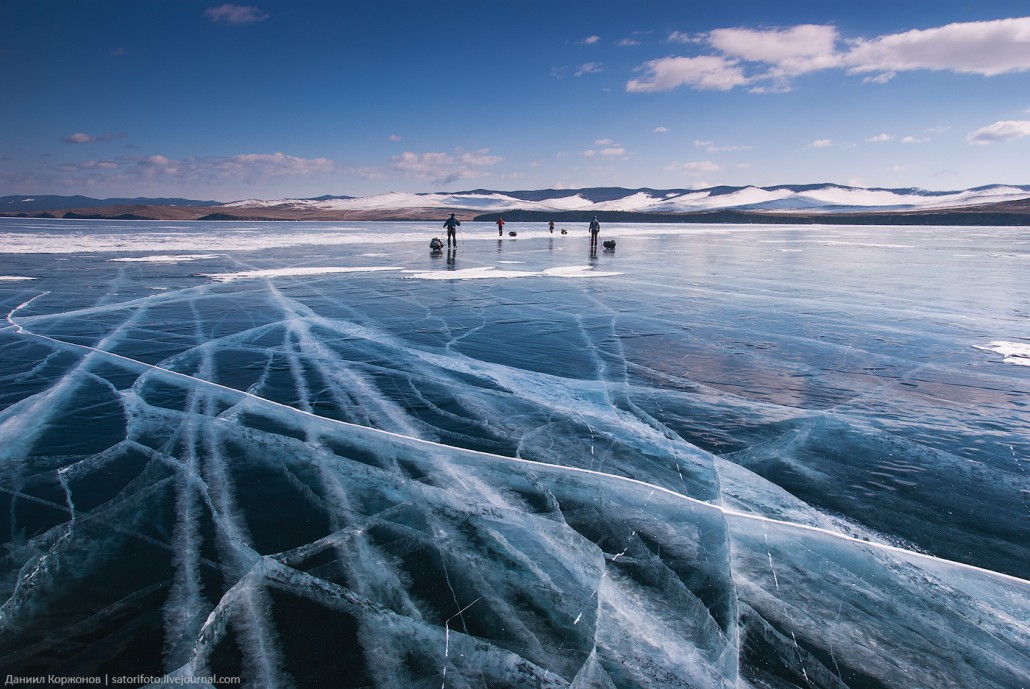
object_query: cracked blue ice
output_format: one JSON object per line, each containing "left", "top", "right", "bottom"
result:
{"left": 0, "top": 219, "right": 1028, "bottom": 688}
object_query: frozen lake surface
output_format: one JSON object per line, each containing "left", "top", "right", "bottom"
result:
{"left": 1, "top": 218, "right": 1028, "bottom": 687}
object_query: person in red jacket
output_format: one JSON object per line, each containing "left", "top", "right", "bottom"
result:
{"left": 496, "top": 217, "right": 505, "bottom": 236}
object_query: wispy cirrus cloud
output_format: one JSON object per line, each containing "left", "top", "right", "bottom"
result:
{"left": 575, "top": 62, "right": 603, "bottom": 77}
{"left": 122, "top": 152, "right": 334, "bottom": 183}
{"left": 863, "top": 71, "right": 896, "bottom": 85}
{"left": 47, "top": 151, "right": 333, "bottom": 188}
{"left": 665, "top": 160, "right": 721, "bottom": 174}
{"left": 63, "top": 132, "right": 125, "bottom": 144}
{"left": 57, "top": 159, "right": 120, "bottom": 171}
{"left": 4, "top": 149, "right": 340, "bottom": 199}
{"left": 967, "top": 120, "right": 1030, "bottom": 144}
{"left": 694, "top": 139, "right": 752, "bottom": 152}
{"left": 629, "top": 17, "right": 1030, "bottom": 94}
{"left": 204, "top": 4, "right": 269, "bottom": 25}
{"left": 666, "top": 31, "right": 702, "bottom": 44}
{"left": 389, "top": 148, "right": 501, "bottom": 186}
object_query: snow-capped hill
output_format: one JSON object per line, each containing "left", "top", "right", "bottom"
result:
{"left": 218, "top": 183, "right": 1030, "bottom": 216}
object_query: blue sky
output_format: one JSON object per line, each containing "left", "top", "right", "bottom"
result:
{"left": 1, "top": 0, "right": 1029, "bottom": 201}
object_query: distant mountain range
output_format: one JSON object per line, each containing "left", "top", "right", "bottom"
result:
{"left": 1, "top": 195, "right": 219, "bottom": 212}
{"left": 3, "top": 184, "right": 1030, "bottom": 224}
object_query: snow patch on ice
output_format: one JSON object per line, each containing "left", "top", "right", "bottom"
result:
{"left": 406, "top": 267, "right": 539, "bottom": 280}
{"left": 974, "top": 341, "right": 1030, "bottom": 366}
{"left": 0, "top": 275, "right": 35, "bottom": 281}
{"left": 110, "top": 254, "right": 219, "bottom": 263}
{"left": 204, "top": 266, "right": 404, "bottom": 282}
{"left": 405, "top": 265, "right": 623, "bottom": 281}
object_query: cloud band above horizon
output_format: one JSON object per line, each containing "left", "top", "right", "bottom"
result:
{"left": 628, "top": 17, "right": 1030, "bottom": 93}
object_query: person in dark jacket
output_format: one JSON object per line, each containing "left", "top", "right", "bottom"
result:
{"left": 589, "top": 216, "right": 600, "bottom": 248}
{"left": 443, "top": 213, "right": 460, "bottom": 247}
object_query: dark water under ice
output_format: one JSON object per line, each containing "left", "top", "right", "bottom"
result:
{"left": 0, "top": 218, "right": 1027, "bottom": 688}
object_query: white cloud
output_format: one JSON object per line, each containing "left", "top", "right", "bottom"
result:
{"left": 205, "top": 4, "right": 269, "bottom": 25}
{"left": 387, "top": 134, "right": 401, "bottom": 142}
{"left": 666, "top": 160, "right": 721, "bottom": 174}
{"left": 575, "top": 62, "right": 603, "bottom": 76}
{"left": 616, "top": 38, "right": 641, "bottom": 47}
{"left": 806, "top": 139, "right": 833, "bottom": 149}
{"left": 217, "top": 152, "right": 333, "bottom": 176}
{"left": 629, "top": 17, "right": 1030, "bottom": 94}
{"left": 967, "top": 120, "right": 1030, "bottom": 144}
{"left": 390, "top": 148, "right": 501, "bottom": 185}
{"left": 901, "top": 135, "right": 929, "bottom": 143}
{"left": 653, "top": 126, "right": 669, "bottom": 133}
{"left": 583, "top": 139, "right": 625, "bottom": 158}
{"left": 845, "top": 17, "right": 1030, "bottom": 77}
{"left": 579, "top": 35, "right": 600, "bottom": 45}
{"left": 141, "top": 154, "right": 175, "bottom": 167}
{"left": 866, "top": 133, "right": 893, "bottom": 142}
{"left": 582, "top": 147, "right": 625, "bottom": 158}
{"left": 627, "top": 56, "right": 749, "bottom": 92}
{"left": 709, "top": 24, "right": 841, "bottom": 75}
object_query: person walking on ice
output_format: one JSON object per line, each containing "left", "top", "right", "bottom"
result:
{"left": 496, "top": 217, "right": 505, "bottom": 236}
{"left": 589, "top": 216, "right": 600, "bottom": 249}
{"left": 443, "top": 213, "right": 461, "bottom": 248}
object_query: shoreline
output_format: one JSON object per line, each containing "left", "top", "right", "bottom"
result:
{"left": 3, "top": 202, "right": 1030, "bottom": 226}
